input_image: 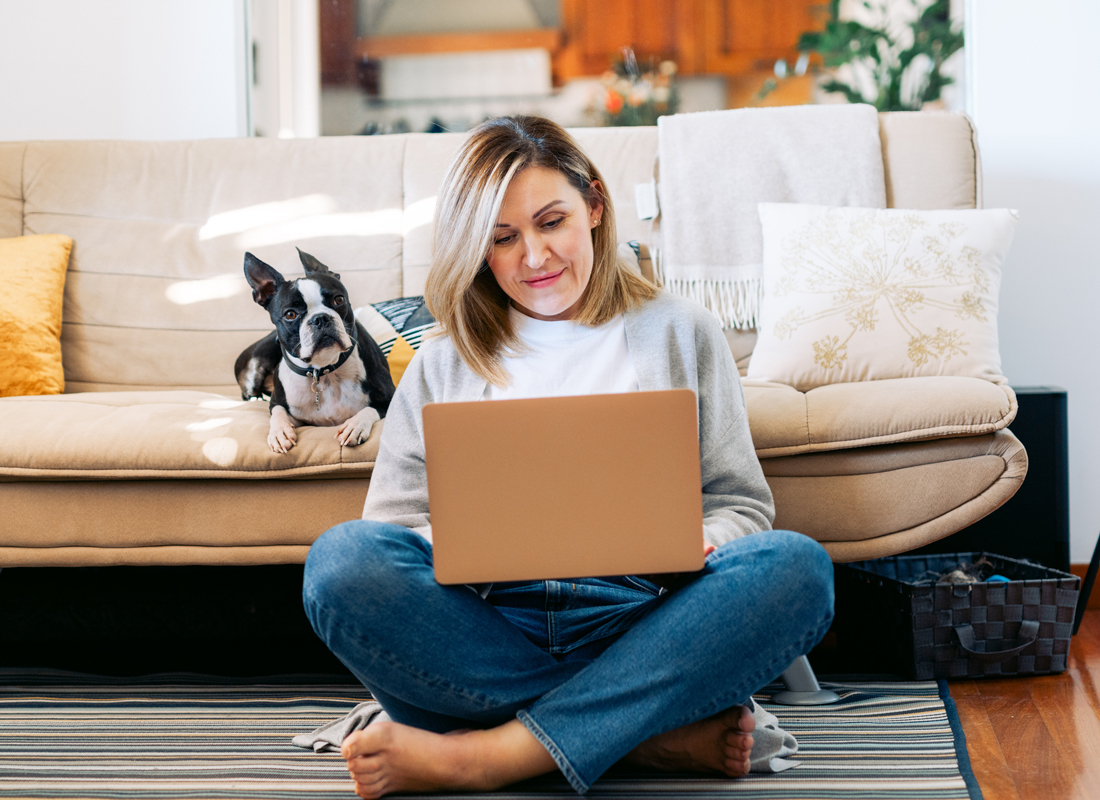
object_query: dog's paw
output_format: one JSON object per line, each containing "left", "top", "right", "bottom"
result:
{"left": 336, "top": 407, "right": 381, "bottom": 447}
{"left": 268, "top": 420, "right": 298, "bottom": 454}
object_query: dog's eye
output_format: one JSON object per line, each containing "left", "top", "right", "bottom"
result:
{"left": 334, "top": 295, "right": 345, "bottom": 306}
{"left": 284, "top": 310, "right": 298, "bottom": 321}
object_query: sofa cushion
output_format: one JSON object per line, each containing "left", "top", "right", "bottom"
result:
{"left": 0, "top": 234, "right": 73, "bottom": 397}
{"left": 0, "top": 143, "right": 24, "bottom": 239}
{"left": 20, "top": 138, "right": 408, "bottom": 394}
{"left": 878, "top": 111, "right": 979, "bottom": 211}
{"left": 0, "top": 392, "right": 380, "bottom": 479}
{"left": 745, "top": 376, "right": 1016, "bottom": 458}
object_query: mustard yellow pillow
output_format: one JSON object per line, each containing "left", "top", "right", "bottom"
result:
{"left": 0, "top": 234, "right": 73, "bottom": 396}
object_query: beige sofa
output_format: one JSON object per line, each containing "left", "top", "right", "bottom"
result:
{"left": 0, "top": 112, "right": 1025, "bottom": 568}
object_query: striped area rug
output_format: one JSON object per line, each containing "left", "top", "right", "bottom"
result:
{"left": 0, "top": 674, "right": 979, "bottom": 799}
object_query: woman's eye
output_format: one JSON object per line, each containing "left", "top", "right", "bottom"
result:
{"left": 284, "top": 310, "right": 298, "bottom": 321}
{"left": 494, "top": 234, "right": 514, "bottom": 246}
{"left": 544, "top": 217, "right": 564, "bottom": 229}
{"left": 334, "top": 295, "right": 345, "bottom": 306}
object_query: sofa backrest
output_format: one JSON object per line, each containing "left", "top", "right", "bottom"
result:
{"left": 0, "top": 111, "right": 980, "bottom": 396}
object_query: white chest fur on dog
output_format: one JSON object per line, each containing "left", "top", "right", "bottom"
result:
{"left": 279, "top": 358, "right": 372, "bottom": 427}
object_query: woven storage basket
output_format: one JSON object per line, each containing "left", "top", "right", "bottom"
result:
{"left": 835, "top": 552, "right": 1080, "bottom": 680}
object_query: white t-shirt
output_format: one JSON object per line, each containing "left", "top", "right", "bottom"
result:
{"left": 483, "top": 305, "right": 639, "bottom": 400}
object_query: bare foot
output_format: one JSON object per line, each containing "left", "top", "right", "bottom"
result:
{"left": 341, "top": 718, "right": 555, "bottom": 799}
{"left": 623, "top": 704, "right": 755, "bottom": 777}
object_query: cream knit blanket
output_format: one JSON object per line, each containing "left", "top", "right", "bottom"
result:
{"left": 656, "top": 104, "right": 886, "bottom": 328}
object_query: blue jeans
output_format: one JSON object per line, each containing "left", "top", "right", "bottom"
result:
{"left": 302, "top": 522, "right": 834, "bottom": 794}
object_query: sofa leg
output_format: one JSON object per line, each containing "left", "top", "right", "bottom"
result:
{"left": 770, "top": 655, "right": 840, "bottom": 705}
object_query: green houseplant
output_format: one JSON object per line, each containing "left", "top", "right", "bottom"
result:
{"left": 765, "top": 0, "right": 964, "bottom": 111}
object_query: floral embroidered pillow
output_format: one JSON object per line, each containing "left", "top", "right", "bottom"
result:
{"left": 747, "top": 204, "right": 1018, "bottom": 391}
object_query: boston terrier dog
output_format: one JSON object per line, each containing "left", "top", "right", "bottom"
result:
{"left": 236, "top": 249, "right": 395, "bottom": 454}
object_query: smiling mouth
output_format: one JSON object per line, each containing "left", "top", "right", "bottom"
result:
{"left": 525, "top": 269, "right": 565, "bottom": 288}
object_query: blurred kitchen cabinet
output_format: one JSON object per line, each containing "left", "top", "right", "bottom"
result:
{"left": 701, "top": 0, "right": 818, "bottom": 74}
{"left": 555, "top": 0, "right": 819, "bottom": 81}
{"left": 556, "top": 0, "right": 699, "bottom": 78}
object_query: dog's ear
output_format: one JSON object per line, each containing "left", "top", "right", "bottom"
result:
{"left": 297, "top": 248, "right": 341, "bottom": 281}
{"left": 243, "top": 252, "right": 284, "bottom": 309}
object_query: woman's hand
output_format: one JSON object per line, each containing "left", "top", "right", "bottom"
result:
{"left": 638, "top": 543, "right": 716, "bottom": 592}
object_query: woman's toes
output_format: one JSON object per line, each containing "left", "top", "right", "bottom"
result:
{"left": 720, "top": 752, "right": 751, "bottom": 777}
{"left": 724, "top": 730, "right": 753, "bottom": 751}
{"left": 718, "top": 705, "right": 754, "bottom": 735}
{"left": 349, "top": 755, "right": 381, "bottom": 774}
{"left": 353, "top": 771, "right": 390, "bottom": 800}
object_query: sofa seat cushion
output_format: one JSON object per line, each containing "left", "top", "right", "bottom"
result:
{"left": 745, "top": 376, "right": 1016, "bottom": 458}
{"left": 0, "top": 391, "right": 381, "bottom": 480}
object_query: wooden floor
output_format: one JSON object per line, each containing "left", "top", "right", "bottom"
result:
{"left": 950, "top": 608, "right": 1100, "bottom": 800}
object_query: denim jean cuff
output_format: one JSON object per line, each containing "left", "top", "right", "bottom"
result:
{"left": 516, "top": 709, "right": 590, "bottom": 795}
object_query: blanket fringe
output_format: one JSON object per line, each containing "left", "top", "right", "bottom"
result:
{"left": 659, "top": 271, "right": 762, "bottom": 330}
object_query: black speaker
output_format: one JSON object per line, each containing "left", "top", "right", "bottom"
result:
{"left": 909, "top": 386, "right": 1069, "bottom": 572}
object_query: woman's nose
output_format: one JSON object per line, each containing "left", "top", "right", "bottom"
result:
{"left": 523, "top": 234, "right": 549, "bottom": 269}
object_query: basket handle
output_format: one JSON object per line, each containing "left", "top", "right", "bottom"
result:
{"left": 953, "top": 620, "right": 1040, "bottom": 663}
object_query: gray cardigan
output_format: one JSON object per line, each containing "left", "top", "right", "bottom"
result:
{"left": 362, "top": 290, "right": 776, "bottom": 546}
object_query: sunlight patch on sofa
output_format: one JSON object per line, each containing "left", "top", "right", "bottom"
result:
{"left": 234, "top": 209, "right": 404, "bottom": 248}
{"left": 201, "top": 437, "right": 239, "bottom": 466}
{"left": 166, "top": 274, "right": 249, "bottom": 305}
{"left": 199, "top": 195, "right": 338, "bottom": 240}
{"left": 197, "top": 193, "right": 406, "bottom": 248}
{"left": 403, "top": 196, "right": 436, "bottom": 236}
{"left": 186, "top": 417, "right": 233, "bottom": 433}
{"left": 200, "top": 399, "right": 249, "bottom": 410}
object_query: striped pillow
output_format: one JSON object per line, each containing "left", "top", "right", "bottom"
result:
{"left": 355, "top": 296, "right": 439, "bottom": 386}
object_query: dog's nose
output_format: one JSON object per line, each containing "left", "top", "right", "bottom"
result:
{"left": 309, "top": 314, "right": 333, "bottom": 329}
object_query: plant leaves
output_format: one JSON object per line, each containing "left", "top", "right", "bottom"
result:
{"left": 792, "top": 0, "right": 964, "bottom": 112}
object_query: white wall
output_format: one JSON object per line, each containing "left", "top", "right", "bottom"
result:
{"left": 0, "top": 0, "right": 249, "bottom": 141}
{"left": 968, "top": 0, "right": 1100, "bottom": 563}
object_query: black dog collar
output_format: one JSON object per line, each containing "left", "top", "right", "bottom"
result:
{"left": 282, "top": 336, "right": 358, "bottom": 380}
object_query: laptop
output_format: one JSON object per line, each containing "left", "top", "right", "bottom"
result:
{"left": 422, "top": 388, "right": 705, "bottom": 584}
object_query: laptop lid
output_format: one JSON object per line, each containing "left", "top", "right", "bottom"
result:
{"left": 423, "top": 389, "right": 704, "bottom": 584}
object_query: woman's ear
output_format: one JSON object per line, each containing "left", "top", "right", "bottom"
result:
{"left": 589, "top": 179, "right": 605, "bottom": 227}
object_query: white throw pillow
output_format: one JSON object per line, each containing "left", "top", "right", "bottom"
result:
{"left": 747, "top": 204, "right": 1018, "bottom": 391}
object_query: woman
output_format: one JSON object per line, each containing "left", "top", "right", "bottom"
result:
{"left": 303, "top": 115, "right": 834, "bottom": 798}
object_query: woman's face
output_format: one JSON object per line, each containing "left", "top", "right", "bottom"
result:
{"left": 486, "top": 166, "right": 603, "bottom": 321}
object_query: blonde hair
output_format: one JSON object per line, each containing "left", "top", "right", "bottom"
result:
{"left": 425, "top": 115, "right": 658, "bottom": 386}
